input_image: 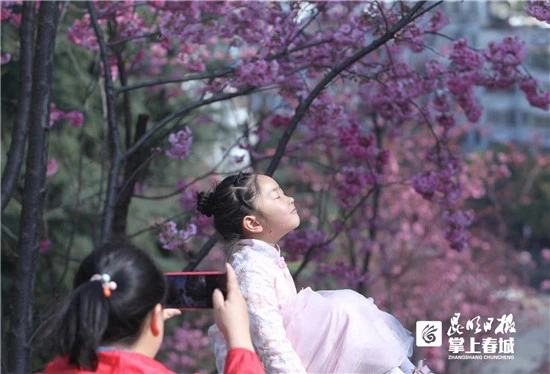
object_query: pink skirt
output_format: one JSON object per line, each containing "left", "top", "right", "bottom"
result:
{"left": 281, "top": 287, "right": 414, "bottom": 374}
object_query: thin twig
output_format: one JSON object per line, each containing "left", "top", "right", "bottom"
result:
{"left": 116, "top": 68, "right": 234, "bottom": 94}
{"left": 107, "top": 32, "right": 159, "bottom": 47}
{"left": 294, "top": 187, "right": 376, "bottom": 280}
{"left": 125, "top": 86, "right": 272, "bottom": 158}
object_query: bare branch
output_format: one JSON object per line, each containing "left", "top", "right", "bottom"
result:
{"left": 107, "top": 32, "right": 159, "bottom": 47}
{"left": 135, "top": 132, "right": 252, "bottom": 200}
{"left": 125, "top": 86, "right": 259, "bottom": 158}
{"left": 357, "top": 121, "right": 384, "bottom": 294}
{"left": 88, "top": 1, "right": 125, "bottom": 244}
{"left": 1, "top": 2, "right": 35, "bottom": 212}
{"left": 293, "top": 188, "right": 376, "bottom": 280}
{"left": 115, "top": 48, "right": 133, "bottom": 149}
{"left": 115, "top": 68, "right": 234, "bottom": 95}
{"left": 113, "top": 114, "right": 149, "bottom": 235}
{"left": 184, "top": 234, "right": 223, "bottom": 271}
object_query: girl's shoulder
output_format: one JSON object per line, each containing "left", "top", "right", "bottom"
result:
{"left": 231, "top": 245, "right": 267, "bottom": 266}
{"left": 230, "top": 245, "right": 277, "bottom": 276}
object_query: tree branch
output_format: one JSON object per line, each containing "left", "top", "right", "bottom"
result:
{"left": 113, "top": 114, "right": 149, "bottom": 235}
{"left": 11, "top": 3, "right": 60, "bottom": 373}
{"left": 358, "top": 120, "right": 383, "bottom": 295}
{"left": 107, "top": 31, "right": 159, "bottom": 47}
{"left": 135, "top": 132, "right": 252, "bottom": 200}
{"left": 293, "top": 187, "right": 376, "bottom": 280}
{"left": 88, "top": 1, "right": 125, "bottom": 245}
{"left": 125, "top": 86, "right": 258, "bottom": 158}
{"left": 265, "top": 1, "right": 429, "bottom": 177}
{"left": 115, "top": 48, "right": 132, "bottom": 149}
{"left": 1, "top": 2, "right": 35, "bottom": 212}
{"left": 184, "top": 234, "right": 223, "bottom": 271}
{"left": 115, "top": 68, "right": 234, "bottom": 95}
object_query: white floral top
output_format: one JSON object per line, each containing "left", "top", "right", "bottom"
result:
{"left": 208, "top": 239, "right": 306, "bottom": 373}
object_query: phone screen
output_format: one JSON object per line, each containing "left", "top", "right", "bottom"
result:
{"left": 164, "top": 272, "right": 227, "bottom": 309}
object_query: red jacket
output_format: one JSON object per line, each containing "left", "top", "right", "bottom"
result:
{"left": 45, "top": 348, "right": 265, "bottom": 374}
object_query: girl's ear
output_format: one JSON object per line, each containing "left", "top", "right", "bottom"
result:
{"left": 243, "top": 215, "right": 263, "bottom": 234}
{"left": 150, "top": 303, "right": 163, "bottom": 337}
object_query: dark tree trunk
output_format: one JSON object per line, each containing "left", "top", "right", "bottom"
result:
{"left": 113, "top": 114, "right": 149, "bottom": 235}
{"left": 11, "top": 2, "right": 60, "bottom": 373}
{"left": 1, "top": 2, "right": 35, "bottom": 212}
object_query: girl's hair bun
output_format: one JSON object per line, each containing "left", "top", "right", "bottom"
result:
{"left": 197, "top": 191, "right": 215, "bottom": 217}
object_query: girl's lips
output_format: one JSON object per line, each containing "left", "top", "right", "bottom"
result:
{"left": 291, "top": 208, "right": 297, "bottom": 214}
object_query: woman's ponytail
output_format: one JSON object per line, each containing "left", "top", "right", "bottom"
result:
{"left": 52, "top": 280, "right": 109, "bottom": 370}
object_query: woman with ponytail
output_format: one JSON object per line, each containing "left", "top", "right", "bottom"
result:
{"left": 43, "top": 240, "right": 264, "bottom": 374}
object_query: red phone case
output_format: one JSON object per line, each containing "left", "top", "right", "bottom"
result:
{"left": 165, "top": 271, "right": 226, "bottom": 276}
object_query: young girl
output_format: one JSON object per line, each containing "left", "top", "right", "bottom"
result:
{"left": 42, "top": 240, "right": 264, "bottom": 374}
{"left": 200, "top": 172, "right": 432, "bottom": 374}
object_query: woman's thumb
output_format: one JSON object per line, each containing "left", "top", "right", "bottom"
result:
{"left": 212, "top": 288, "right": 225, "bottom": 310}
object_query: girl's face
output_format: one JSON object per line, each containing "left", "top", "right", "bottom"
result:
{"left": 248, "top": 175, "right": 300, "bottom": 243}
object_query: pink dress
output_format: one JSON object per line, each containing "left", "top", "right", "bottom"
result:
{"left": 209, "top": 239, "right": 416, "bottom": 374}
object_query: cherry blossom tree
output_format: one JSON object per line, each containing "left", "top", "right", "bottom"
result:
{"left": 1, "top": 1, "right": 549, "bottom": 373}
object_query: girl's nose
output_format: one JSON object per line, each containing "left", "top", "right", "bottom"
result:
{"left": 289, "top": 197, "right": 294, "bottom": 205}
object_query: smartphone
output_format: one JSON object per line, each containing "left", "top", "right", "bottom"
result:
{"left": 164, "top": 271, "right": 227, "bottom": 310}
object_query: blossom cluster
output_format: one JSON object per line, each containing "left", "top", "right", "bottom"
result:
{"left": 49, "top": 103, "right": 85, "bottom": 128}
{"left": 157, "top": 220, "right": 197, "bottom": 251}
{"left": 166, "top": 127, "right": 193, "bottom": 160}
{"left": 525, "top": 0, "right": 550, "bottom": 23}
{"left": 281, "top": 228, "right": 333, "bottom": 262}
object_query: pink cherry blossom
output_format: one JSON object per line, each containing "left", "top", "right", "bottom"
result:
{"left": 319, "top": 261, "right": 370, "bottom": 288}
{"left": 67, "top": 14, "right": 100, "bottom": 50}
{"left": 49, "top": 103, "right": 65, "bottom": 127}
{"left": 449, "top": 39, "right": 484, "bottom": 69}
{"left": 411, "top": 172, "right": 438, "bottom": 201}
{"left": 281, "top": 228, "right": 333, "bottom": 263}
{"left": 39, "top": 240, "right": 52, "bottom": 253}
{"left": 65, "top": 111, "right": 85, "bottom": 128}
{"left": 49, "top": 103, "right": 85, "bottom": 127}
{"left": 166, "top": 127, "right": 193, "bottom": 160}
{"left": 519, "top": 77, "right": 550, "bottom": 110}
{"left": 46, "top": 158, "right": 59, "bottom": 178}
{"left": 157, "top": 221, "right": 197, "bottom": 251}
{"left": 1, "top": 8, "right": 12, "bottom": 21}
{"left": 162, "top": 317, "right": 212, "bottom": 373}
{"left": 525, "top": 0, "right": 550, "bottom": 23}
{"left": 9, "top": 12, "right": 20, "bottom": 26}
{"left": 1, "top": 53, "right": 11, "bottom": 64}
{"left": 425, "top": 10, "right": 450, "bottom": 32}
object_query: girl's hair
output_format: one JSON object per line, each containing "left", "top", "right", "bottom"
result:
{"left": 197, "top": 172, "right": 259, "bottom": 247}
{"left": 44, "top": 240, "right": 166, "bottom": 370}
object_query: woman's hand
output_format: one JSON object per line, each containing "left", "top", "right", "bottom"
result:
{"left": 162, "top": 308, "right": 182, "bottom": 321}
{"left": 212, "top": 263, "right": 254, "bottom": 351}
